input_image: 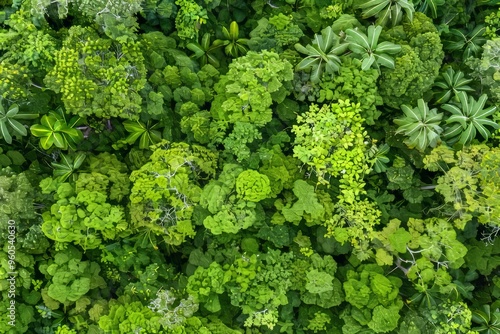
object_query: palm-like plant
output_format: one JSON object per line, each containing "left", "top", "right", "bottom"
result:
{"left": 433, "top": 68, "right": 475, "bottom": 104}
{"left": 356, "top": 0, "right": 414, "bottom": 27}
{"left": 187, "top": 33, "right": 221, "bottom": 67}
{"left": 345, "top": 25, "right": 401, "bottom": 71}
{"left": 472, "top": 305, "right": 500, "bottom": 334}
{"left": 394, "top": 99, "right": 443, "bottom": 151}
{"left": 294, "top": 26, "right": 349, "bottom": 83}
{"left": 444, "top": 24, "right": 487, "bottom": 60}
{"left": 0, "top": 99, "right": 38, "bottom": 144}
{"left": 443, "top": 92, "right": 499, "bottom": 145}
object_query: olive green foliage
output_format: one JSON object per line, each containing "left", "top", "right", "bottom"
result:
{"left": 379, "top": 12, "right": 444, "bottom": 108}
{"left": 44, "top": 26, "right": 147, "bottom": 119}
{"left": 129, "top": 141, "right": 217, "bottom": 245}
{"left": 424, "top": 144, "right": 500, "bottom": 230}
{"left": 345, "top": 25, "right": 401, "bottom": 71}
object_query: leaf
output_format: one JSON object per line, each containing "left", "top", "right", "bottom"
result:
{"left": 7, "top": 118, "right": 27, "bottom": 136}
{"left": 0, "top": 120, "right": 12, "bottom": 144}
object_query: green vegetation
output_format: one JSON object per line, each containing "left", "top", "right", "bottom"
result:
{"left": 1, "top": 0, "right": 500, "bottom": 333}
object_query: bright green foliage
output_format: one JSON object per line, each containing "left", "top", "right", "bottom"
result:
{"left": 0, "top": 10, "right": 57, "bottom": 77}
{"left": 199, "top": 164, "right": 265, "bottom": 234}
{"left": 485, "top": 9, "right": 500, "bottom": 39}
{"left": 235, "top": 170, "right": 271, "bottom": 202}
{"left": 98, "top": 295, "right": 163, "bottom": 333}
{"left": 433, "top": 67, "right": 474, "bottom": 104}
{"left": 40, "top": 246, "right": 106, "bottom": 306}
{"left": 292, "top": 100, "right": 371, "bottom": 190}
{"left": 467, "top": 39, "right": 500, "bottom": 106}
{"left": 274, "top": 180, "right": 327, "bottom": 226}
{"left": 0, "top": 61, "right": 30, "bottom": 100}
{"left": 30, "top": 109, "right": 84, "bottom": 151}
{"left": 174, "top": 0, "right": 207, "bottom": 40}
{"left": 186, "top": 262, "right": 226, "bottom": 312}
{"left": 394, "top": 99, "right": 443, "bottom": 151}
{"left": 379, "top": 12, "right": 444, "bottom": 108}
{"left": 211, "top": 50, "right": 293, "bottom": 125}
{"left": 210, "top": 50, "right": 293, "bottom": 159}
{"left": 403, "top": 218, "right": 468, "bottom": 290}
{"left": 355, "top": 0, "right": 414, "bottom": 26}
{"left": 248, "top": 14, "right": 304, "bottom": 53}
{"left": 342, "top": 264, "right": 404, "bottom": 333}
{"left": 0, "top": 299, "right": 34, "bottom": 333}
{"left": 258, "top": 144, "right": 302, "bottom": 198}
{"left": 299, "top": 253, "right": 344, "bottom": 308}
{"left": 40, "top": 153, "right": 130, "bottom": 249}
{"left": 326, "top": 198, "right": 381, "bottom": 255}
{"left": 316, "top": 57, "right": 383, "bottom": 125}
{"left": 424, "top": 144, "right": 500, "bottom": 230}
{"left": 442, "top": 92, "right": 498, "bottom": 145}
{"left": 129, "top": 141, "right": 217, "bottom": 245}
{"left": 44, "top": 26, "right": 147, "bottom": 119}
{"left": 345, "top": 25, "right": 401, "bottom": 71}
{"left": 294, "top": 26, "right": 349, "bottom": 83}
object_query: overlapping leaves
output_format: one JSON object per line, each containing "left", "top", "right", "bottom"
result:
{"left": 294, "top": 26, "right": 349, "bottom": 83}
{"left": 394, "top": 99, "right": 443, "bottom": 151}
{"left": 345, "top": 25, "right": 401, "bottom": 71}
{"left": 443, "top": 92, "right": 498, "bottom": 145}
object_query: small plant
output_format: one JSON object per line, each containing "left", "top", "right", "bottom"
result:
{"left": 394, "top": 99, "right": 443, "bottom": 151}
{"left": 30, "top": 108, "right": 84, "bottom": 150}
{"left": 356, "top": 0, "right": 414, "bottom": 27}
{"left": 121, "top": 120, "right": 162, "bottom": 149}
{"left": 443, "top": 92, "right": 498, "bottom": 145}
{"left": 51, "top": 152, "right": 86, "bottom": 182}
{"left": 444, "top": 24, "right": 487, "bottom": 60}
{"left": 294, "top": 26, "right": 349, "bottom": 83}
{"left": 345, "top": 25, "right": 401, "bottom": 71}
{"left": 0, "top": 98, "right": 38, "bottom": 144}
{"left": 433, "top": 67, "right": 475, "bottom": 104}
{"left": 187, "top": 33, "right": 221, "bottom": 67}
{"left": 213, "top": 21, "right": 249, "bottom": 58}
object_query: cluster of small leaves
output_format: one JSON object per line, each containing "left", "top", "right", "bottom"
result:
{"left": 292, "top": 99, "right": 371, "bottom": 191}
{"left": 379, "top": 12, "right": 444, "bottom": 108}
{"left": 424, "top": 144, "right": 500, "bottom": 230}
{"left": 129, "top": 141, "right": 217, "bottom": 245}
{"left": 44, "top": 26, "right": 147, "bottom": 119}
{"left": 39, "top": 153, "right": 129, "bottom": 249}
